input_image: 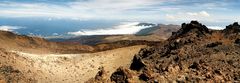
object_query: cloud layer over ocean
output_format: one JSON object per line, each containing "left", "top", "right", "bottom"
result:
{"left": 68, "top": 22, "right": 153, "bottom": 36}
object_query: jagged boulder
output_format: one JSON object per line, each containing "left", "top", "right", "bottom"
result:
{"left": 110, "top": 67, "right": 134, "bottom": 83}
{"left": 130, "top": 55, "right": 146, "bottom": 71}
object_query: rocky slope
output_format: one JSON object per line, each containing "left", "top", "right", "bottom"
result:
{"left": 136, "top": 24, "right": 180, "bottom": 39}
{"left": 89, "top": 21, "right": 240, "bottom": 82}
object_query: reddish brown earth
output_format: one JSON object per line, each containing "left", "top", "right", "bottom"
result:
{"left": 0, "top": 31, "right": 160, "bottom": 54}
{"left": 89, "top": 21, "right": 240, "bottom": 82}
{"left": 0, "top": 31, "right": 94, "bottom": 54}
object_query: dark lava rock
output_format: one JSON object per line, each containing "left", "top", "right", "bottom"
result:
{"left": 235, "top": 39, "right": 240, "bottom": 45}
{"left": 224, "top": 22, "right": 240, "bottom": 34}
{"left": 169, "top": 21, "right": 209, "bottom": 40}
{"left": 126, "top": 21, "right": 240, "bottom": 82}
{"left": 110, "top": 67, "right": 130, "bottom": 83}
{"left": 130, "top": 55, "right": 146, "bottom": 71}
{"left": 139, "top": 73, "right": 150, "bottom": 81}
{"left": 188, "top": 62, "right": 200, "bottom": 70}
{"left": 206, "top": 42, "right": 222, "bottom": 48}
{"left": 90, "top": 21, "right": 240, "bottom": 82}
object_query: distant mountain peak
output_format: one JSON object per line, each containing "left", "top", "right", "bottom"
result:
{"left": 136, "top": 23, "right": 156, "bottom": 26}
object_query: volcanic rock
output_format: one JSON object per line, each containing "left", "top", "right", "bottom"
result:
{"left": 224, "top": 22, "right": 240, "bottom": 34}
{"left": 169, "top": 21, "right": 210, "bottom": 40}
{"left": 206, "top": 42, "right": 222, "bottom": 48}
{"left": 110, "top": 67, "right": 133, "bottom": 83}
{"left": 235, "top": 38, "right": 240, "bottom": 45}
{"left": 90, "top": 21, "right": 240, "bottom": 82}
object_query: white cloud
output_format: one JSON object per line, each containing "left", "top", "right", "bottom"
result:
{"left": 199, "top": 11, "right": 210, "bottom": 17}
{"left": 0, "top": 0, "right": 170, "bottom": 20}
{"left": 166, "top": 14, "right": 176, "bottom": 20}
{"left": 52, "top": 33, "right": 59, "bottom": 36}
{"left": 0, "top": 0, "right": 235, "bottom": 23}
{"left": 0, "top": 0, "right": 184, "bottom": 21}
{"left": 0, "top": 2, "right": 94, "bottom": 19}
{"left": 186, "top": 11, "right": 210, "bottom": 17}
{"left": 165, "top": 11, "right": 211, "bottom": 21}
{"left": 186, "top": 12, "right": 198, "bottom": 16}
{"left": 68, "top": 22, "right": 153, "bottom": 36}
{"left": 0, "top": 25, "right": 24, "bottom": 31}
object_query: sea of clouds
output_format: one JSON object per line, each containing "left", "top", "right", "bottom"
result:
{"left": 68, "top": 22, "right": 153, "bottom": 36}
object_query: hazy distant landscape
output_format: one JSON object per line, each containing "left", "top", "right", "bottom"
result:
{"left": 0, "top": 17, "right": 120, "bottom": 37}
{"left": 0, "top": 17, "right": 227, "bottom": 38}
{"left": 0, "top": 0, "right": 240, "bottom": 83}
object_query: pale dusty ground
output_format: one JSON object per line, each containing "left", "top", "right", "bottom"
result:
{"left": 1, "top": 45, "right": 145, "bottom": 83}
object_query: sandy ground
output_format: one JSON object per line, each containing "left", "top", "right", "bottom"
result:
{"left": 0, "top": 45, "right": 145, "bottom": 83}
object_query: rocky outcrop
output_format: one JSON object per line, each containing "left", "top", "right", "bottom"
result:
{"left": 89, "top": 21, "right": 240, "bottom": 82}
{"left": 223, "top": 22, "right": 240, "bottom": 34}
{"left": 110, "top": 67, "right": 130, "bottom": 83}
{"left": 169, "top": 21, "right": 210, "bottom": 40}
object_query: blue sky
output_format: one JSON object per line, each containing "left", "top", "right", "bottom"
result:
{"left": 0, "top": 0, "right": 240, "bottom": 24}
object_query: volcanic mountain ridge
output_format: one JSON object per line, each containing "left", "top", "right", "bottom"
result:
{"left": 0, "top": 30, "right": 160, "bottom": 54}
